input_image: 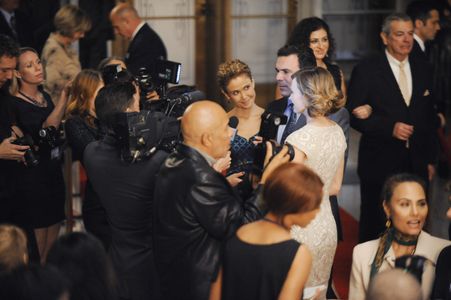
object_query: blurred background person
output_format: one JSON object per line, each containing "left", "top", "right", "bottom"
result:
{"left": 97, "top": 55, "right": 127, "bottom": 71}
{"left": 0, "top": 224, "right": 28, "bottom": 273}
{"left": 9, "top": 47, "right": 69, "bottom": 262}
{"left": 64, "top": 69, "right": 110, "bottom": 250}
{"left": 41, "top": 4, "right": 91, "bottom": 103}
{"left": 47, "top": 232, "right": 117, "bottom": 300}
{"left": 217, "top": 59, "right": 264, "bottom": 198}
{"left": 366, "top": 269, "right": 422, "bottom": 300}
{"left": 349, "top": 173, "right": 451, "bottom": 300}
{"left": 286, "top": 67, "right": 346, "bottom": 300}
{"left": 216, "top": 163, "right": 322, "bottom": 300}
{"left": 0, "top": 0, "right": 33, "bottom": 48}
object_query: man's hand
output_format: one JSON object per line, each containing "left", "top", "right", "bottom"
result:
{"left": 226, "top": 172, "right": 244, "bottom": 187}
{"left": 352, "top": 104, "right": 372, "bottom": 119}
{"left": 0, "top": 137, "right": 28, "bottom": 160}
{"left": 213, "top": 151, "right": 231, "bottom": 173}
{"left": 392, "top": 122, "right": 414, "bottom": 141}
{"left": 427, "top": 164, "right": 435, "bottom": 181}
{"left": 146, "top": 90, "right": 160, "bottom": 101}
{"left": 260, "top": 142, "right": 290, "bottom": 184}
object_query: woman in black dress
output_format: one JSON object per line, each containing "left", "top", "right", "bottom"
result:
{"left": 211, "top": 163, "right": 322, "bottom": 300}
{"left": 9, "top": 47, "right": 69, "bottom": 262}
{"left": 64, "top": 69, "right": 111, "bottom": 250}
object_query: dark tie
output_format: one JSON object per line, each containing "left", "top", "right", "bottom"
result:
{"left": 281, "top": 103, "right": 298, "bottom": 144}
{"left": 9, "top": 15, "right": 17, "bottom": 38}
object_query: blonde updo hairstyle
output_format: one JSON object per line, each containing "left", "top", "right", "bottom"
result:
{"left": 293, "top": 67, "right": 344, "bottom": 117}
{"left": 217, "top": 59, "right": 253, "bottom": 94}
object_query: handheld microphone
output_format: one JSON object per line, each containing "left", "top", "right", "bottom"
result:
{"left": 229, "top": 116, "right": 239, "bottom": 142}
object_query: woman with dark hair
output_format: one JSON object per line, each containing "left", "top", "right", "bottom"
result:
{"left": 46, "top": 232, "right": 117, "bottom": 300}
{"left": 211, "top": 163, "right": 322, "bottom": 300}
{"left": 65, "top": 69, "right": 111, "bottom": 250}
{"left": 349, "top": 173, "right": 451, "bottom": 300}
{"left": 288, "top": 17, "right": 345, "bottom": 95}
{"left": 9, "top": 47, "right": 69, "bottom": 263}
{"left": 286, "top": 67, "right": 346, "bottom": 299}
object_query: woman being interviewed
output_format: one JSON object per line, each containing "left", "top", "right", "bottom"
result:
{"left": 212, "top": 163, "right": 322, "bottom": 300}
{"left": 9, "top": 47, "right": 69, "bottom": 262}
{"left": 65, "top": 69, "right": 111, "bottom": 250}
{"left": 349, "top": 173, "right": 451, "bottom": 300}
{"left": 217, "top": 59, "right": 264, "bottom": 198}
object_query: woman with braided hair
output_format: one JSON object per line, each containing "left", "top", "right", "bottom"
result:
{"left": 349, "top": 173, "right": 451, "bottom": 300}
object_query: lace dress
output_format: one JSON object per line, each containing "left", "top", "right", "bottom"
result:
{"left": 285, "top": 123, "right": 346, "bottom": 299}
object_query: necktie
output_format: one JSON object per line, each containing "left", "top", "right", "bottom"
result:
{"left": 281, "top": 103, "right": 297, "bottom": 144}
{"left": 9, "top": 15, "right": 17, "bottom": 38}
{"left": 398, "top": 61, "right": 410, "bottom": 106}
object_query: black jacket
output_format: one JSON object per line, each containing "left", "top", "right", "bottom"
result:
{"left": 125, "top": 23, "right": 167, "bottom": 76}
{"left": 153, "top": 144, "right": 263, "bottom": 300}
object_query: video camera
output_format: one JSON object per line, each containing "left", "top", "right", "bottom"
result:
{"left": 104, "top": 60, "right": 205, "bottom": 163}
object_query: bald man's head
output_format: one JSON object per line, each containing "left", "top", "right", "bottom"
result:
{"left": 182, "top": 101, "right": 232, "bottom": 160}
{"left": 367, "top": 269, "right": 422, "bottom": 300}
{"left": 110, "top": 3, "right": 142, "bottom": 39}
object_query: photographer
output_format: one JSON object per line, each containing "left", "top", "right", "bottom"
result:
{"left": 0, "top": 35, "right": 39, "bottom": 263}
{"left": 83, "top": 81, "right": 167, "bottom": 300}
{"left": 153, "top": 100, "right": 291, "bottom": 300}
{"left": 9, "top": 47, "right": 69, "bottom": 263}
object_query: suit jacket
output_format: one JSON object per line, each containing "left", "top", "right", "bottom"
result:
{"left": 84, "top": 135, "right": 168, "bottom": 300}
{"left": 432, "top": 245, "right": 451, "bottom": 300}
{"left": 153, "top": 144, "right": 264, "bottom": 300}
{"left": 125, "top": 23, "right": 167, "bottom": 76}
{"left": 347, "top": 53, "right": 438, "bottom": 182}
{"left": 349, "top": 231, "right": 451, "bottom": 300}
{"left": 411, "top": 39, "right": 428, "bottom": 62}
{"left": 0, "top": 9, "right": 33, "bottom": 47}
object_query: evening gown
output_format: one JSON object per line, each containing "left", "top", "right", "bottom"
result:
{"left": 286, "top": 123, "right": 346, "bottom": 299}
{"left": 11, "top": 92, "right": 65, "bottom": 228}
{"left": 222, "top": 235, "right": 301, "bottom": 300}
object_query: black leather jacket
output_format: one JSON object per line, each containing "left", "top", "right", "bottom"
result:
{"left": 153, "top": 144, "right": 264, "bottom": 300}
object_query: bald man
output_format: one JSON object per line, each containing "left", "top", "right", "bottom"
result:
{"left": 367, "top": 269, "right": 422, "bottom": 300}
{"left": 110, "top": 3, "right": 166, "bottom": 75}
{"left": 153, "top": 101, "right": 289, "bottom": 300}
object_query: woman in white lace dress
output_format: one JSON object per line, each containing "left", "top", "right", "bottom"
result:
{"left": 285, "top": 67, "right": 346, "bottom": 299}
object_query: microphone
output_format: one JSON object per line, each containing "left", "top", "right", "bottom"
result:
{"left": 167, "top": 90, "right": 205, "bottom": 106}
{"left": 229, "top": 116, "right": 239, "bottom": 142}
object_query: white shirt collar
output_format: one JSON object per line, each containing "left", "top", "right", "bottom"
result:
{"left": 413, "top": 33, "right": 426, "bottom": 52}
{"left": 131, "top": 21, "right": 146, "bottom": 42}
{"left": 0, "top": 8, "right": 14, "bottom": 26}
{"left": 385, "top": 49, "right": 408, "bottom": 66}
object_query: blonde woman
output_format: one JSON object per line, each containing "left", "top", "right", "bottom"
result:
{"left": 41, "top": 4, "right": 91, "bottom": 103}
{"left": 285, "top": 67, "right": 346, "bottom": 299}
{"left": 0, "top": 224, "right": 28, "bottom": 272}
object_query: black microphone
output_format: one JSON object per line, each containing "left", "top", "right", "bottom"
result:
{"left": 229, "top": 116, "right": 239, "bottom": 141}
{"left": 167, "top": 90, "right": 205, "bottom": 106}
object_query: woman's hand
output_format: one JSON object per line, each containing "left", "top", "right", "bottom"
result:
{"left": 213, "top": 151, "right": 231, "bottom": 173}
{"left": 226, "top": 172, "right": 244, "bottom": 187}
{"left": 251, "top": 135, "right": 263, "bottom": 145}
{"left": 352, "top": 104, "right": 372, "bottom": 119}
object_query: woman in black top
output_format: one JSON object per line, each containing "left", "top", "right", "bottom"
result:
{"left": 211, "top": 163, "right": 323, "bottom": 300}
{"left": 64, "top": 69, "right": 111, "bottom": 250}
{"left": 9, "top": 47, "right": 69, "bottom": 263}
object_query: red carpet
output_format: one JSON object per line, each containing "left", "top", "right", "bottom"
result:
{"left": 332, "top": 208, "right": 359, "bottom": 299}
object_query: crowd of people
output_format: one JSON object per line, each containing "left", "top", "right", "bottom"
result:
{"left": 0, "top": 1, "right": 450, "bottom": 300}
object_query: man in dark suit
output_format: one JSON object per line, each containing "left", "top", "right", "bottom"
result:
{"left": 0, "top": 0, "right": 33, "bottom": 47}
{"left": 347, "top": 13, "right": 438, "bottom": 243}
{"left": 84, "top": 82, "right": 167, "bottom": 300}
{"left": 153, "top": 101, "right": 289, "bottom": 300}
{"left": 110, "top": 2, "right": 167, "bottom": 76}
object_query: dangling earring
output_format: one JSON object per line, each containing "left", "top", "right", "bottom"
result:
{"left": 385, "top": 218, "right": 391, "bottom": 228}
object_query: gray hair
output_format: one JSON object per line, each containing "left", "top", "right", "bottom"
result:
{"left": 381, "top": 13, "right": 412, "bottom": 35}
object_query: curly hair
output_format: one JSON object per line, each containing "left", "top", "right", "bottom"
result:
{"left": 216, "top": 59, "right": 252, "bottom": 93}
{"left": 293, "top": 67, "right": 344, "bottom": 117}
{"left": 287, "top": 17, "right": 336, "bottom": 62}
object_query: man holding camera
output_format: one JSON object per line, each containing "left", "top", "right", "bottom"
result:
{"left": 153, "top": 100, "right": 290, "bottom": 300}
{"left": 84, "top": 82, "right": 168, "bottom": 300}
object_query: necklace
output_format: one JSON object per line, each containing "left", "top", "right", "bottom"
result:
{"left": 18, "top": 90, "right": 46, "bottom": 107}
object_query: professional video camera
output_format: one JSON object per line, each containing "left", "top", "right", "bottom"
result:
{"left": 252, "top": 110, "right": 294, "bottom": 175}
{"left": 106, "top": 60, "right": 205, "bottom": 163}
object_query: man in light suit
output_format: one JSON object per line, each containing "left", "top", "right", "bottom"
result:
{"left": 347, "top": 13, "right": 438, "bottom": 243}
{"left": 110, "top": 3, "right": 166, "bottom": 76}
